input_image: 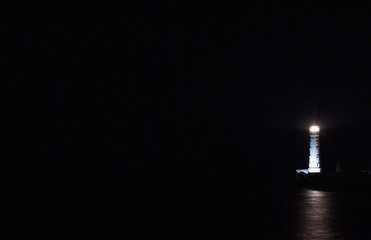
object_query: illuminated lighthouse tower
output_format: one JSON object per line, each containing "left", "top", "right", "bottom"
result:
{"left": 308, "top": 125, "right": 321, "bottom": 173}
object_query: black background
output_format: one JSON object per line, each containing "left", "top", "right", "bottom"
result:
{"left": 4, "top": 2, "right": 371, "bottom": 238}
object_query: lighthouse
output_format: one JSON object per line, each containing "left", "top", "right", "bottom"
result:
{"left": 308, "top": 125, "right": 321, "bottom": 173}
{"left": 296, "top": 125, "right": 322, "bottom": 174}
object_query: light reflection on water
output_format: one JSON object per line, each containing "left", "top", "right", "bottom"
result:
{"left": 294, "top": 189, "right": 344, "bottom": 240}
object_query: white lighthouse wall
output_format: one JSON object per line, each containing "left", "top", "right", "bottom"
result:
{"left": 308, "top": 134, "right": 321, "bottom": 173}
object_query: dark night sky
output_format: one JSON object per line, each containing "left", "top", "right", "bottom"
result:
{"left": 6, "top": 2, "right": 371, "bottom": 182}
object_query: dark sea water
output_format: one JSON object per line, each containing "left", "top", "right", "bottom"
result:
{"left": 158, "top": 184, "right": 371, "bottom": 240}
{"left": 5, "top": 173, "right": 371, "bottom": 239}
{"left": 272, "top": 187, "right": 371, "bottom": 240}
